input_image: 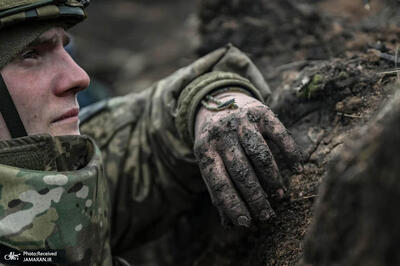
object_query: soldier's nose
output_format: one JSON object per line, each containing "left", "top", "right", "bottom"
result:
{"left": 53, "top": 48, "right": 90, "bottom": 97}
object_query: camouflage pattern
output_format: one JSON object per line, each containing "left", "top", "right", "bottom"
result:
{"left": 0, "top": 0, "right": 87, "bottom": 29}
{"left": 0, "top": 44, "right": 270, "bottom": 265}
{"left": 79, "top": 44, "right": 271, "bottom": 255}
{"left": 0, "top": 134, "right": 112, "bottom": 266}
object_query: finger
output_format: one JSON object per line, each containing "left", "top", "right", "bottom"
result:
{"left": 194, "top": 143, "right": 252, "bottom": 227}
{"left": 217, "top": 134, "right": 275, "bottom": 222}
{"left": 238, "top": 124, "right": 285, "bottom": 197}
{"left": 252, "top": 107, "right": 303, "bottom": 172}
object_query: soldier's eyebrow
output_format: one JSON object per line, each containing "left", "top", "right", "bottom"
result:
{"left": 28, "top": 31, "right": 70, "bottom": 48}
{"left": 29, "top": 34, "right": 58, "bottom": 48}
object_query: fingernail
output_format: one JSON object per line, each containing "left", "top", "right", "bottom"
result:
{"left": 294, "top": 163, "right": 304, "bottom": 173}
{"left": 259, "top": 209, "right": 275, "bottom": 221}
{"left": 277, "top": 188, "right": 285, "bottom": 199}
{"left": 237, "top": 216, "right": 251, "bottom": 227}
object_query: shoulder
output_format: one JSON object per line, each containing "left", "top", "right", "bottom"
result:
{"left": 79, "top": 91, "right": 149, "bottom": 148}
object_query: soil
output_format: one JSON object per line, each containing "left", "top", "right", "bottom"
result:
{"left": 195, "top": 0, "right": 400, "bottom": 265}
{"left": 72, "top": 0, "right": 400, "bottom": 265}
{"left": 301, "top": 91, "right": 400, "bottom": 266}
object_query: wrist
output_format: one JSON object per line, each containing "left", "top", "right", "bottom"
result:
{"left": 175, "top": 72, "right": 264, "bottom": 147}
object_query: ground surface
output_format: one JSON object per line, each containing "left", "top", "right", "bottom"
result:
{"left": 72, "top": 0, "right": 400, "bottom": 265}
{"left": 196, "top": 0, "right": 400, "bottom": 265}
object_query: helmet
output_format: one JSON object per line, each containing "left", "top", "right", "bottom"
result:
{"left": 0, "top": 0, "right": 89, "bottom": 138}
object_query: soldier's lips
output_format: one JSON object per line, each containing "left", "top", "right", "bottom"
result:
{"left": 52, "top": 108, "right": 79, "bottom": 124}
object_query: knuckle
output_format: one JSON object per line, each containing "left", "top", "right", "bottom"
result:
{"left": 252, "top": 104, "right": 272, "bottom": 118}
{"left": 248, "top": 193, "right": 268, "bottom": 208}
{"left": 223, "top": 116, "right": 240, "bottom": 131}
{"left": 211, "top": 179, "right": 230, "bottom": 193}
{"left": 262, "top": 112, "right": 281, "bottom": 128}
{"left": 207, "top": 124, "right": 225, "bottom": 141}
{"left": 246, "top": 109, "right": 262, "bottom": 123}
{"left": 276, "top": 127, "right": 291, "bottom": 139}
{"left": 229, "top": 162, "right": 250, "bottom": 183}
{"left": 240, "top": 128, "right": 264, "bottom": 153}
{"left": 245, "top": 179, "right": 266, "bottom": 195}
{"left": 215, "top": 189, "right": 242, "bottom": 209}
{"left": 228, "top": 201, "right": 248, "bottom": 219}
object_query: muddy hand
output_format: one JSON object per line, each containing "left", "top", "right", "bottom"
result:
{"left": 194, "top": 92, "right": 303, "bottom": 227}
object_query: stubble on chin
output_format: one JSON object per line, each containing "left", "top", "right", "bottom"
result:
{"left": 48, "top": 121, "right": 81, "bottom": 136}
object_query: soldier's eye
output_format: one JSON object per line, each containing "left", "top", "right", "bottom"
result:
{"left": 21, "top": 49, "right": 39, "bottom": 60}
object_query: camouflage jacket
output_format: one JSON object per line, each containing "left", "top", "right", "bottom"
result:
{"left": 0, "top": 45, "right": 271, "bottom": 265}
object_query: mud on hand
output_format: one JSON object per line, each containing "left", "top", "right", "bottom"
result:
{"left": 194, "top": 92, "right": 303, "bottom": 227}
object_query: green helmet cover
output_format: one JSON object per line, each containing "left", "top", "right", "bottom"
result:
{"left": 0, "top": 0, "right": 88, "bottom": 69}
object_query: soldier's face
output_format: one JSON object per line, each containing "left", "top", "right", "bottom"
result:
{"left": 0, "top": 27, "right": 90, "bottom": 140}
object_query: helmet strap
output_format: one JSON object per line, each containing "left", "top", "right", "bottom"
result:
{"left": 0, "top": 74, "right": 27, "bottom": 138}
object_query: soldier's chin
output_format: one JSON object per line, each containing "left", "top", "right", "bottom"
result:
{"left": 50, "top": 121, "right": 81, "bottom": 136}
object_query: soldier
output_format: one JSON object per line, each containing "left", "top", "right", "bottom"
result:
{"left": 0, "top": 1, "right": 302, "bottom": 265}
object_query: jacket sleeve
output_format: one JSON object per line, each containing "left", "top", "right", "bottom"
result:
{"left": 79, "top": 44, "right": 271, "bottom": 251}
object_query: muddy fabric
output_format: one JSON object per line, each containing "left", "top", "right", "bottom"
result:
{"left": 176, "top": 71, "right": 265, "bottom": 146}
{"left": 79, "top": 44, "right": 270, "bottom": 252}
{"left": 0, "top": 134, "right": 112, "bottom": 266}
